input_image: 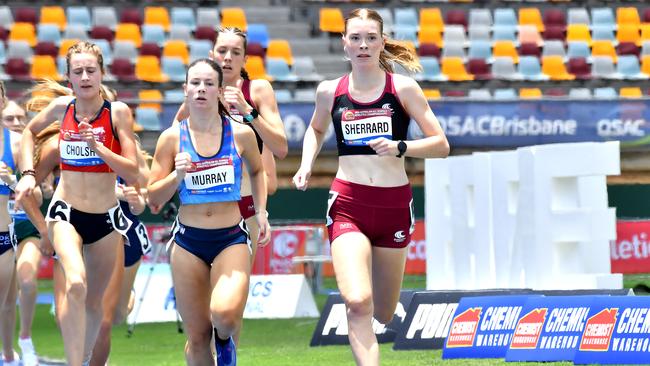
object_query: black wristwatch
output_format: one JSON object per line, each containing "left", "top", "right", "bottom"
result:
{"left": 396, "top": 140, "right": 407, "bottom": 158}
{"left": 243, "top": 108, "right": 259, "bottom": 123}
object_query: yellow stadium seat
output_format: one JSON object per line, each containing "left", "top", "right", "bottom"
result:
{"left": 422, "top": 88, "right": 441, "bottom": 100}
{"left": 58, "top": 39, "right": 81, "bottom": 58}
{"left": 319, "top": 8, "right": 345, "bottom": 34}
{"left": 519, "top": 8, "right": 545, "bottom": 32}
{"left": 135, "top": 56, "right": 168, "bottom": 83}
{"left": 40, "top": 6, "right": 66, "bottom": 31}
{"left": 641, "top": 24, "right": 650, "bottom": 43}
{"left": 620, "top": 87, "right": 642, "bottom": 98}
{"left": 418, "top": 26, "right": 443, "bottom": 47}
{"left": 493, "top": 41, "right": 519, "bottom": 63}
{"left": 566, "top": 24, "right": 592, "bottom": 45}
{"left": 139, "top": 89, "right": 163, "bottom": 112}
{"left": 642, "top": 56, "right": 650, "bottom": 75}
{"left": 144, "top": 6, "right": 170, "bottom": 32}
{"left": 541, "top": 56, "right": 575, "bottom": 80}
{"left": 617, "top": 7, "right": 640, "bottom": 29}
{"left": 244, "top": 56, "right": 270, "bottom": 80}
{"left": 440, "top": 57, "right": 474, "bottom": 81}
{"left": 115, "top": 23, "right": 142, "bottom": 48}
{"left": 420, "top": 8, "right": 444, "bottom": 30}
{"left": 9, "top": 23, "right": 37, "bottom": 47}
{"left": 591, "top": 40, "right": 618, "bottom": 62}
{"left": 221, "top": 8, "right": 247, "bottom": 31}
{"left": 519, "top": 88, "right": 542, "bottom": 99}
{"left": 163, "top": 40, "right": 189, "bottom": 64}
{"left": 31, "top": 55, "right": 61, "bottom": 80}
{"left": 266, "top": 39, "right": 293, "bottom": 65}
{"left": 617, "top": 25, "right": 641, "bottom": 46}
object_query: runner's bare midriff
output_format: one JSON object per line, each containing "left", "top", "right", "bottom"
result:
{"left": 337, "top": 155, "right": 408, "bottom": 187}
{"left": 55, "top": 170, "right": 118, "bottom": 212}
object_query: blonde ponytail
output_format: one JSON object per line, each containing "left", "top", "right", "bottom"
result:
{"left": 380, "top": 40, "right": 422, "bottom": 74}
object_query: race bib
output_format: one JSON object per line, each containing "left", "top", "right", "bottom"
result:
{"left": 134, "top": 222, "right": 151, "bottom": 254}
{"left": 60, "top": 140, "right": 104, "bottom": 166}
{"left": 184, "top": 158, "right": 235, "bottom": 193}
{"left": 46, "top": 199, "right": 71, "bottom": 222}
{"left": 108, "top": 204, "right": 133, "bottom": 236}
{"left": 341, "top": 108, "right": 392, "bottom": 146}
{"left": 7, "top": 199, "right": 27, "bottom": 219}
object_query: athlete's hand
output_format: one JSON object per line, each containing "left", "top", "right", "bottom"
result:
{"left": 223, "top": 86, "right": 249, "bottom": 116}
{"left": 292, "top": 166, "right": 311, "bottom": 191}
{"left": 38, "top": 233, "right": 54, "bottom": 257}
{"left": 78, "top": 118, "right": 98, "bottom": 151}
{"left": 122, "top": 185, "right": 142, "bottom": 212}
{"left": 15, "top": 174, "right": 35, "bottom": 202}
{"left": 174, "top": 152, "right": 192, "bottom": 183}
{"left": 0, "top": 161, "right": 14, "bottom": 186}
{"left": 256, "top": 210, "right": 271, "bottom": 246}
{"left": 368, "top": 137, "right": 398, "bottom": 157}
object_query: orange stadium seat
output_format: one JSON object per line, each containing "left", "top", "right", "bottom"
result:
{"left": 58, "top": 39, "right": 80, "bottom": 58}
{"left": 244, "top": 56, "right": 270, "bottom": 80}
{"left": 31, "top": 55, "right": 61, "bottom": 80}
{"left": 617, "top": 7, "right": 640, "bottom": 29}
{"left": 566, "top": 24, "right": 592, "bottom": 45}
{"left": 115, "top": 23, "right": 142, "bottom": 48}
{"left": 617, "top": 25, "right": 641, "bottom": 46}
{"left": 519, "top": 8, "right": 545, "bottom": 32}
{"left": 9, "top": 23, "right": 36, "bottom": 47}
{"left": 135, "top": 56, "right": 168, "bottom": 83}
{"left": 541, "top": 56, "right": 575, "bottom": 80}
{"left": 162, "top": 40, "right": 189, "bottom": 64}
{"left": 519, "top": 88, "right": 542, "bottom": 99}
{"left": 493, "top": 41, "right": 519, "bottom": 63}
{"left": 620, "top": 87, "right": 642, "bottom": 98}
{"left": 40, "top": 6, "right": 66, "bottom": 31}
{"left": 144, "top": 7, "right": 171, "bottom": 32}
{"left": 591, "top": 40, "right": 618, "bottom": 62}
{"left": 440, "top": 57, "right": 474, "bottom": 81}
{"left": 420, "top": 8, "right": 444, "bottom": 30}
{"left": 221, "top": 8, "right": 247, "bottom": 31}
{"left": 422, "top": 88, "right": 441, "bottom": 100}
{"left": 139, "top": 89, "right": 163, "bottom": 112}
{"left": 319, "top": 8, "right": 345, "bottom": 34}
{"left": 266, "top": 39, "right": 293, "bottom": 65}
{"left": 419, "top": 26, "right": 443, "bottom": 48}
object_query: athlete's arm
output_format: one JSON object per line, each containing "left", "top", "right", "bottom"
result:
{"left": 261, "top": 146, "right": 277, "bottom": 195}
{"left": 391, "top": 75, "right": 449, "bottom": 159}
{"left": 293, "top": 79, "right": 336, "bottom": 190}
{"left": 249, "top": 80, "right": 288, "bottom": 159}
{"left": 238, "top": 126, "right": 270, "bottom": 245}
{"left": 147, "top": 128, "right": 180, "bottom": 208}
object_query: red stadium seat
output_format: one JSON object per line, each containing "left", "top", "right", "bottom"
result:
{"left": 519, "top": 42, "right": 541, "bottom": 58}
{"left": 467, "top": 59, "right": 492, "bottom": 80}
{"left": 418, "top": 43, "right": 440, "bottom": 58}
{"left": 567, "top": 57, "right": 591, "bottom": 80}
{"left": 110, "top": 58, "right": 137, "bottom": 83}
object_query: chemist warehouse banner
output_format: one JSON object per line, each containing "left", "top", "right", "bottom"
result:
{"left": 214, "top": 101, "right": 650, "bottom": 150}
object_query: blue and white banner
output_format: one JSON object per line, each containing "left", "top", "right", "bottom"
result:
{"left": 163, "top": 100, "right": 650, "bottom": 150}
{"left": 574, "top": 296, "right": 650, "bottom": 365}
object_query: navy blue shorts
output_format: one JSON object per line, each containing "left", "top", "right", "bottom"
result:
{"left": 0, "top": 231, "right": 12, "bottom": 255}
{"left": 172, "top": 221, "right": 250, "bottom": 266}
{"left": 124, "top": 221, "right": 151, "bottom": 267}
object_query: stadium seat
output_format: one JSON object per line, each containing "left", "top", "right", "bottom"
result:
{"left": 591, "top": 56, "right": 619, "bottom": 79}
{"left": 197, "top": 8, "right": 219, "bottom": 29}
{"left": 617, "top": 42, "right": 640, "bottom": 57}
{"left": 394, "top": 26, "right": 418, "bottom": 46}
{"left": 169, "top": 24, "right": 192, "bottom": 43}
{"left": 395, "top": 8, "right": 418, "bottom": 29}
{"left": 58, "top": 39, "right": 79, "bottom": 58}
{"left": 418, "top": 26, "right": 442, "bottom": 48}
{"left": 415, "top": 57, "right": 447, "bottom": 81}
{"left": 543, "top": 9, "right": 566, "bottom": 31}
{"left": 520, "top": 42, "right": 541, "bottom": 58}
{"left": 492, "top": 57, "right": 521, "bottom": 80}
{"left": 31, "top": 55, "right": 60, "bottom": 80}
{"left": 90, "top": 26, "right": 114, "bottom": 42}
{"left": 164, "top": 89, "right": 186, "bottom": 103}
{"left": 443, "top": 26, "right": 467, "bottom": 47}
{"left": 163, "top": 40, "right": 189, "bottom": 64}
{"left": 171, "top": 8, "right": 196, "bottom": 31}
{"left": 543, "top": 26, "right": 565, "bottom": 41}
{"left": 37, "top": 24, "right": 61, "bottom": 45}
{"left": 493, "top": 41, "right": 518, "bottom": 63}
{"left": 542, "top": 56, "right": 575, "bottom": 80}
{"left": 266, "top": 58, "right": 298, "bottom": 81}
{"left": 620, "top": 87, "right": 643, "bottom": 98}
{"left": 135, "top": 56, "right": 168, "bottom": 83}
{"left": 493, "top": 88, "right": 517, "bottom": 100}
{"left": 274, "top": 89, "right": 292, "bottom": 103}
{"left": 113, "top": 41, "right": 138, "bottom": 62}
{"left": 492, "top": 25, "right": 517, "bottom": 43}
{"left": 420, "top": 8, "right": 444, "bottom": 30}
{"left": 247, "top": 24, "right": 270, "bottom": 49}
{"left": 545, "top": 88, "right": 567, "bottom": 97}
{"left": 120, "top": 8, "right": 142, "bottom": 26}
{"left": 66, "top": 7, "right": 91, "bottom": 31}
{"left": 294, "top": 88, "right": 316, "bottom": 102}
{"left": 591, "top": 41, "right": 617, "bottom": 62}
{"left": 593, "top": 87, "right": 617, "bottom": 99}
{"left": 247, "top": 43, "right": 265, "bottom": 59}
{"left": 40, "top": 6, "right": 66, "bottom": 31}
{"left": 5, "top": 58, "right": 30, "bottom": 80}
{"left": 469, "top": 9, "right": 492, "bottom": 28}
{"left": 7, "top": 41, "right": 33, "bottom": 62}
{"left": 138, "top": 89, "right": 163, "bottom": 112}
{"left": 542, "top": 40, "right": 565, "bottom": 58}
{"left": 519, "top": 88, "right": 542, "bottom": 99}
{"left": 9, "top": 23, "right": 36, "bottom": 47}
{"left": 467, "top": 59, "right": 492, "bottom": 80}
{"left": 642, "top": 8, "right": 650, "bottom": 24}
{"left": 467, "top": 40, "right": 492, "bottom": 61}
{"left": 319, "top": 8, "right": 344, "bottom": 34}
{"left": 195, "top": 26, "right": 216, "bottom": 43}
{"left": 144, "top": 7, "right": 170, "bottom": 32}
{"left": 518, "top": 56, "right": 548, "bottom": 80}
{"left": 418, "top": 43, "right": 440, "bottom": 58}
{"left": 567, "top": 8, "right": 590, "bottom": 25}
{"left": 567, "top": 41, "right": 591, "bottom": 60}
{"left": 592, "top": 26, "right": 615, "bottom": 43}
{"left": 115, "top": 23, "right": 142, "bottom": 48}
{"left": 189, "top": 40, "right": 212, "bottom": 63}
{"left": 92, "top": 7, "right": 118, "bottom": 30}
{"left": 376, "top": 8, "right": 394, "bottom": 34}
{"left": 62, "top": 25, "right": 88, "bottom": 42}
{"left": 93, "top": 39, "right": 112, "bottom": 65}
{"left": 494, "top": 8, "right": 517, "bottom": 27}
{"left": 221, "top": 8, "right": 247, "bottom": 31}
{"left": 161, "top": 56, "right": 185, "bottom": 82}
{"left": 567, "top": 57, "right": 591, "bottom": 80}
{"left": 566, "top": 24, "right": 592, "bottom": 45}
{"left": 244, "top": 56, "right": 269, "bottom": 80}
{"left": 568, "top": 88, "right": 592, "bottom": 99}
{"left": 642, "top": 42, "right": 650, "bottom": 58}
{"left": 591, "top": 8, "right": 615, "bottom": 32}
{"left": 0, "top": 7, "right": 13, "bottom": 29}
{"left": 518, "top": 25, "right": 543, "bottom": 47}
{"left": 440, "top": 57, "right": 473, "bottom": 81}
{"left": 142, "top": 25, "right": 165, "bottom": 46}
{"left": 15, "top": 7, "right": 37, "bottom": 25}
{"left": 293, "top": 56, "right": 323, "bottom": 82}
{"left": 140, "top": 42, "right": 162, "bottom": 59}
{"left": 617, "top": 8, "right": 640, "bottom": 29}
{"left": 135, "top": 107, "right": 161, "bottom": 131}
{"left": 445, "top": 9, "right": 467, "bottom": 29}
{"left": 642, "top": 56, "right": 650, "bottom": 75}
{"left": 444, "top": 90, "right": 466, "bottom": 98}
{"left": 267, "top": 40, "right": 293, "bottom": 66}
{"left": 441, "top": 42, "right": 465, "bottom": 60}
{"left": 519, "top": 8, "right": 544, "bottom": 32}
{"left": 617, "top": 26, "right": 641, "bottom": 46}
{"left": 467, "top": 88, "right": 491, "bottom": 100}
{"left": 617, "top": 55, "right": 647, "bottom": 80}
{"left": 468, "top": 25, "right": 491, "bottom": 43}
{"left": 422, "top": 89, "right": 441, "bottom": 100}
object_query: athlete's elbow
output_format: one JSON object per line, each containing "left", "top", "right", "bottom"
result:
{"left": 275, "top": 144, "right": 288, "bottom": 160}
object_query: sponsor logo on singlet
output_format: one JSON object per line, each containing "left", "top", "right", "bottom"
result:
{"left": 341, "top": 108, "right": 392, "bottom": 146}
{"left": 184, "top": 157, "right": 235, "bottom": 193}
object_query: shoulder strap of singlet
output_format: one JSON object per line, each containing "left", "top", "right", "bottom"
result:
{"left": 241, "top": 79, "right": 257, "bottom": 110}
{"left": 385, "top": 72, "right": 396, "bottom": 94}
{"left": 334, "top": 74, "right": 349, "bottom": 98}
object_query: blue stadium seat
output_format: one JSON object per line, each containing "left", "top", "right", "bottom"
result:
{"left": 135, "top": 107, "right": 161, "bottom": 131}
{"left": 468, "top": 40, "right": 492, "bottom": 61}
{"left": 92, "top": 39, "right": 113, "bottom": 65}
{"left": 394, "top": 8, "right": 418, "bottom": 29}
{"left": 189, "top": 40, "right": 212, "bottom": 63}
{"left": 247, "top": 24, "right": 270, "bottom": 49}
{"left": 493, "top": 25, "right": 517, "bottom": 43}
{"left": 266, "top": 58, "right": 298, "bottom": 81}
{"left": 494, "top": 9, "right": 517, "bottom": 27}
{"left": 415, "top": 57, "right": 447, "bottom": 82}
{"left": 67, "top": 7, "right": 92, "bottom": 31}
{"left": 591, "top": 8, "right": 615, "bottom": 32}
{"left": 274, "top": 89, "right": 293, "bottom": 103}
{"left": 171, "top": 8, "right": 196, "bottom": 31}
{"left": 169, "top": 24, "right": 192, "bottom": 43}
{"left": 37, "top": 24, "right": 61, "bottom": 44}
{"left": 161, "top": 56, "right": 186, "bottom": 82}
{"left": 164, "top": 89, "right": 186, "bottom": 103}
{"left": 493, "top": 88, "right": 517, "bottom": 100}
{"left": 593, "top": 87, "right": 617, "bottom": 99}
{"left": 567, "top": 41, "right": 591, "bottom": 60}
{"left": 142, "top": 25, "right": 166, "bottom": 46}
{"left": 518, "top": 56, "right": 548, "bottom": 80}
{"left": 92, "top": 7, "right": 118, "bottom": 30}
{"left": 617, "top": 55, "right": 648, "bottom": 80}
